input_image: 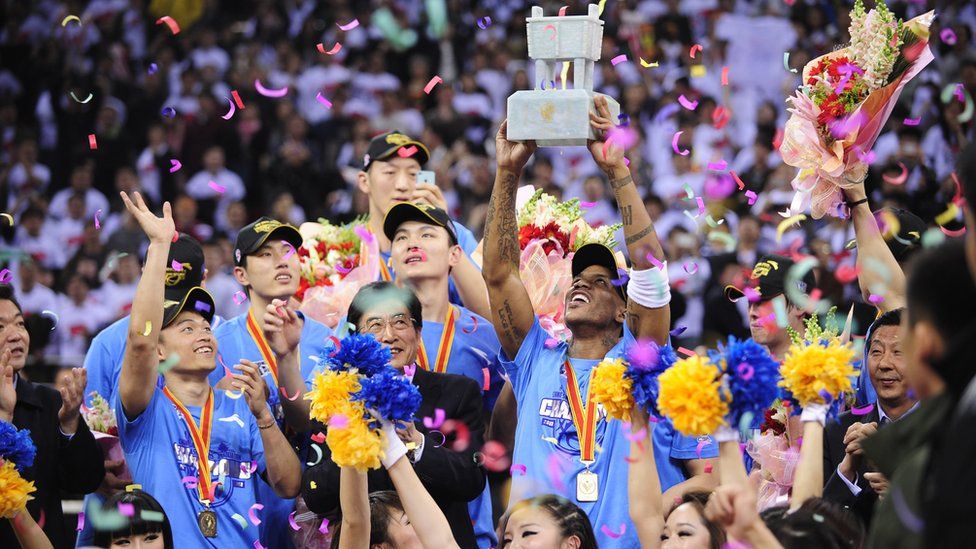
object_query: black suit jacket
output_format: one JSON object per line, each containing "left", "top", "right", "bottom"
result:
{"left": 822, "top": 407, "right": 880, "bottom": 527}
{"left": 303, "top": 368, "right": 487, "bottom": 548}
{"left": 0, "top": 377, "right": 104, "bottom": 548}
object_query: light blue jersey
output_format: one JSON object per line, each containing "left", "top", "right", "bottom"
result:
{"left": 114, "top": 388, "right": 267, "bottom": 548}
{"left": 500, "top": 319, "right": 718, "bottom": 548}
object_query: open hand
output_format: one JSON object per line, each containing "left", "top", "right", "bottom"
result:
{"left": 58, "top": 368, "right": 86, "bottom": 435}
{"left": 495, "top": 119, "right": 537, "bottom": 173}
{"left": 0, "top": 351, "right": 16, "bottom": 423}
{"left": 263, "top": 299, "right": 302, "bottom": 356}
{"left": 232, "top": 360, "right": 272, "bottom": 420}
{"left": 120, "top": 191, "right": 175, "bottom": 244}
{"left": 587, "top": 95, "right": 628, "bottom": 179}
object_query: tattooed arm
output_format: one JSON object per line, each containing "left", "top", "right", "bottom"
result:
{"left": 587, "top": 96, "right": 670, "bottom": 345}
{"left": 483, "top": 120, "right": 537, "bottom": 359}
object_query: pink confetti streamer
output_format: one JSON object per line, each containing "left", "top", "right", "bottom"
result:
{"left": 868, "top": 294, "right": 885, "bottom": 304}
{"left": 481, "top": 367, "right": 490, "bottom": 391}
{"left": 397, "top": 145, "right": 418, "bottom": 158}
{"left": 404, "top": 363, "right": 416, "bottom": 377}
{"left": 208, "top": 180, "right": 226, "bottom": 194}
{"left": 170, "top": 259, "right": 183, "bottom": 271}
{"left": 169, "top": 159, "right": 182, "bottom": 172}
{"left": 601, "top": 523, "right": 627, "bottom": 539}
{"left": 254, "top": 79, "right": 288, "bottom": 98}
{"left": 707, "top": 160, "right": 728, "bottom": 172}
{"left": 678, "top": 94, "right": 698, "bottom": 110}
{"left": 155, "top": 15, "right": 180, "bottom": 35}
{"left": 231, "top": 90, "right": 246, "bottom": 110}
{"left": 337, "top": 19, "right": 359, "bottom": 31}
{"left": 423, "top": 408, "right": 446, "bottom": 429}
{"left": 544, "top": 338, "right": 560, "bottom": 349}
{"left": 280, "top": 386, "right": 301, "bottom": 401}
{"left": 851, "top": 404, "right": 874, "bottom": 416}
{"left": 221, "top": 97, "right": 237, "bottom": 120}
{"left": 940, "top": 225, "right": 966, "bottom": 237}
{"left": 76, "top": 513, "right": 85, "bottom": 531}
{"left": 118, "top": 503, "right": 135, "bottom": 517}
{"left": 424, "top": 76, "right": 443, "bottom": 94}
{"left": 737, "top": 362, "right": 755, "bottom": 381}
{"left": 181, "top": 476, "right": 198, "bottom": 489}
{"left": 94, "top": 209, "right": 102, "bottom": 229}
{"left": 254, "top": 542, "right": 266, "bottom": 549}
{"left": 689, "top": 44, "right": 703, "bottom": 58}
{"left": 0, "top": 269, "right": 13, "bottom": 284}
{"left": 311, "top": 431, "right": 327, "bottom": 444}
{"left": 955, "top": 83, "right": 965, "bottom": 103}
{"left": 903, "top": 116, "right": 921, "bottom": 126}
{"left": 940, "top": 28, "right": 957, "bottom": 45}
{"left": 288, "top": 511, "right": 301, "bottom": 531}
{"left": 882, "top": 162, "right": 908, "bottom": 185}
{"left": 695, "top": 437, "right": 712, "bottom": 458}
{"left": 696, "top": 197, "right": 706, "bottom": 216}
{"left": 610, "top": 54, "right": 628, "bottom": 66}
{"left": 645, "top": 254, "right": 664, "bottom": 270}
{"left": 249, "top": 503, "right": 264, "bottom": 526}
{"left": 510, "top": 463, "right": 527, "bottom": 476}
{"left": 543, "top": 24, "right": 557, "bottom": 40}
{"left": 745, "top": 190, "right": 758, "bottom": 205}
{"left": 558, "top": 6, "right": 568, "bottom": 16}
{"left": 683, "top": 262, "right": 698, "bottom": 274}
{"left": 88, "top": 134, "right": 98, "bottom": 150}
{"left": 317, "top": 42, "right": 342, "bottom": 55}
{"left": 233, "top": 291, "right": 248, "bottom": 305}
{"left": 677, "top": 346, "right": 697, "bottom": 357}
{"left": 315, "top": 92, "right": 333, "bottom": 109}
{"left": 721, "top": 66, "right": 729, "bottom": 86}
{"left": 671, "top": 131, "right": 689, "bottom": 156}
{"left": 730, "top": 170, "right": 746, "bottom": 190}
{"left": 319, "top": 517, "right": 330, "bottom": 534}
{"left": 462, "top": 315, "right": 478, "bottom": 334}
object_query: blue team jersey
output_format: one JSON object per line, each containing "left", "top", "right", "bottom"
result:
{"left": 209, "top": 310, "right": 333, "bottom": 549}
{"left": 114, "top": 388, "right": 267, "bottom": 548}
{"left": 379, "top": 220, "right": 479, "bottom": 306}
{"left": 501, "top": 318, "right": 718, "bottom": 548}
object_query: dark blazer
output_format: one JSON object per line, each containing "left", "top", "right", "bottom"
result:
{"left": 0, "top": 377, "right": 104, "bottom": 548}
{"left": 303, "top": 368, "right": 487, "bottom": 548}
{"left": 822, "top": 406, "right": 880, "bottom": 527}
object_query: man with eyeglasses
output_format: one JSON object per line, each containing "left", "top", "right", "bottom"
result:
{"left": 301, "top": 281, "right": 487, "bottom": 548}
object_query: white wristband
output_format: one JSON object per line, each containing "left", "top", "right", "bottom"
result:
{"left": 801, "top": 403, "right": 829, "bottom": 426}
{"left": 713, "top": 424, "right": 739, "bottom": 443}
{"left": 380, "top": 421, "right": 409, "bottom": 469}
{"left": 627, "top": 263, "right": 671, "bottom": 309}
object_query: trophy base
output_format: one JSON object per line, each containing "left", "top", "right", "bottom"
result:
{"left": 506, "top": 90, "right": 620, "bottom": 147}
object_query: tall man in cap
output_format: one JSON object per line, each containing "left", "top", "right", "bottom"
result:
{"left": 358, "top": 130, "right": 489, "bottom": 318}
{"left": 115, "top": 192, "right": 301, "bottom": 548}
{"left": 209, "top": 216, "right": 334, "bottom": 548}
{"left": 383, "top": 201, "right": 505, "bottom": 548}
{"left": 484, "top": 97, "right": 717, "bottom": 548}
{"left": 77, "top": 232, "right": 214, "bottom": 547}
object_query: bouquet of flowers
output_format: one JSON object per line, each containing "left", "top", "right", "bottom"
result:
{"left": 0, "top": 422, "right": 36, "bottom": 517}
{"left": 82, "top": 391, "right": 130, "bottom": 482}
{"left": 515, "top": 186, "right": 621, "bottom": 340}
{"left": 296, "top": 218, "right": 380, "bottom": 330}
{"left": 747, "top": 399, "right": 803, "bottom": 511}
{"left": 780, "top": 0, "right": 935, "bottom": 218}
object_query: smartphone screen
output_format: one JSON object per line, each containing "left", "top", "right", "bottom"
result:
{"left": 417, "top": 170, "right": 435, "bottom": 185}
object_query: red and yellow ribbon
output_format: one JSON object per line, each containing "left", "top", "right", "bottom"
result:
{"left": 162, "top": 387, "right": 215, "bottom": 502}
{"left": 417, "top": 307, "right": 457, "bottom": 374}
{"left": 564, "top": 360, "right": 598, "bottom": 463}
{"left": 246, "top": 308, "right": 279, "bottom": 384}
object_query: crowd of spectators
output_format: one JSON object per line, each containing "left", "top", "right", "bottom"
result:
{"left": 0, "top": 0, "right": 972, "bottom": 377}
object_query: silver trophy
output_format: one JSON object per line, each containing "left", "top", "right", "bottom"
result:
{"left": 506, "top": 4, "right": 621, "bottom": 147}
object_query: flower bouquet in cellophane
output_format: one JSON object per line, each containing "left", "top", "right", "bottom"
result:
{"left": 82, "top": 391, "right": 130, "bottom": 482}
{"left": 295, "top": 218, "right": 380, "bottom": 330}
{"left": 780, "top": 0, "right": 935, "bottom": 219}
{"left": 515, "top": 186, "right": 621, "bottom": 340}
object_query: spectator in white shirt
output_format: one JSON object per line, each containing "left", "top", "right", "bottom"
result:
{"left": 190, "top": 29, "right": 231, "bottom": 76}
{"left": 14, "top": 258, "right": 57, "bottom": 316}
{"left": 51, "top": 193, "right": 89, "bottom": 260}
{"left": 14, "top": 207, "right": 65, "bottom": 270}
{"left": 5, "top": 138, "right": 50, "bottom": 215}
{"left": 54, "top": 273, "right": 108, "bottom": 367}
{"left": 94, "top": 252, "right": 140, "bottom": 321}
{"left": 185, "top": 145, "right": 245, "bottom": 229}
{"left": 201, "top": 238, "right": 247, "bottom": 320}
{"left": 48, "top": 161, "right": 110, "bottom": 221}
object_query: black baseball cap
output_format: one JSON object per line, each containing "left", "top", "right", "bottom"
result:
{"left": 362, "top": 130, "right": 430, "bottom": 171}
{"left": 162, "top": 286, "right": 215, "bottom": 327}
{"left": 382, "top": 202, "right": 458, "bottom": 245}
{"left": 844, "top": 207, "right": 925, "bottom": 263}
{"left": 234, "top": 217, "right": 303, "bottom": 267}
{"left": 166, "top": 233, "right": 205, "bottom": 290}
{"left": 571, "top": 243, "right": 626, "bottom": 299}
{"left": 725, "top": 254, "right": 817, "bottom": 303}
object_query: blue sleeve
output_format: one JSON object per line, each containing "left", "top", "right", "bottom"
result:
{"left": 114, "top": 388, "right": 159, "bottom": 453}
{"left": 453, "top": 221, "right": 479, "bottom": 258}
{"left": 497, "top": 317, "right": 550, "bottom": 397}
{"left": 669, "top": 429, "right": 718, "bottom": 460}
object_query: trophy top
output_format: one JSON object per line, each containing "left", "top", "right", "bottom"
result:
{"left": 525, "top": 4, "right": 605, "bottom": 62}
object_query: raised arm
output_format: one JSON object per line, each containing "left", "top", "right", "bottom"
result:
{"left": 789, "top": 404, "right": 827, "bottom": 510}
{"left": 483, "top": 120, "right": 537, "bottom": 359}
{"left": 628, "top": 409, "right": 664, "bottom": 548}
{"left": 337, "top": 467, "right": 370, "bottom": 549}
{"left": 262, "top": 299, "right": 310, "bottom": 431}
{"left": 119, "top": 192, "right": 174, "bottom": 418}
{"left": 587, "top": 96, "right": 670, "bottom": 344}
{"left": 844, "top": 179, "right": 906, "bottom": 311}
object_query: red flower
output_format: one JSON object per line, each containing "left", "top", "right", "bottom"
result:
{"left": 759, "top": 408, "right": 786, "bottom": 435}
{"left": 519, "top": 222, "right": 571, "bottom": 257}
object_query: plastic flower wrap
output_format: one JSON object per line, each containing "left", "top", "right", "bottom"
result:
{"left": 779, "top": 311, "right": 857, "bottom": 409}
{"left": 515, "top": 186, "right": 622, "bottom": 340}
{"left": 296, "top": 218, "right": 380, "bottom": 329}
{"left": 306, "top": 335, "right": 422, "bottom": 471}
{"left": 710, "top": 337, "right": 781, "bottom": 432}
{"left": 658, "top": 355, "right": 729, "bottom": 436}
{"left": 746, "top": 404, "right": 804, "bottom": 511}
{"left": 82, "top": 391, "right": 117, "bottom": 436}
{"left": 0, "top": 422, "right": 36, "bottom": 517}
{"left": 781, "top": 0, "right": 935, "bottom": 218}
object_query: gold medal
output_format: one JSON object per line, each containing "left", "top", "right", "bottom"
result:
{"left": 197, "top": 509, "right": 217, "bottom": 538}
{"left": 576, "top": 469, "right": 599, "bottom": 502}
{"left": 564, "top": 360, "right": 600, "bottom": 502}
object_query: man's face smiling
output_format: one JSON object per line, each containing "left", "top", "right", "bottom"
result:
{"left": 0, "top": 301, "right": 29, "bottom": 371}
{"left": 563, "top": 265, "right": 625, "bottom": 329}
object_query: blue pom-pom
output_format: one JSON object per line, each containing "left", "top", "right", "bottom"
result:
{"left": 711, "top": 337, "right": 781, "bottom": 430}
{"left": 320, "top": 334, "right": 392, "bottom": 377}
{"left": 0, "top": 422, "right": 35, "bottom": 472}
{"left": 626, "top": 341, "right": 677, "bottom": 417}
{"left": 354, "top": 369, "right": 422, "bottom": 423}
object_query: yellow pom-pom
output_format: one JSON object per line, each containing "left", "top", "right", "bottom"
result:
{"left": 0, "top": 461, "right": 35, "bottom": 518}
{"left": 779, "top": 338, "right": 856, "bottom": 407}
{"left": 589, "top": 358, "right": 633, "bottom": 421}
{"left": 657, "top": 355, "right": 728, "bottom": 436}
{"left": 326, "top": 416, "right": 384, "bottom": 471}
{"left": 306, "top": 369, "right": 363, "bottom": 424}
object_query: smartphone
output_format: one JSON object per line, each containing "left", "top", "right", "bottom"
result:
{"left": 417, "top": 170, "right": 435, "bottom": 185}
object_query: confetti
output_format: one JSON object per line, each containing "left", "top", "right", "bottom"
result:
{"left": 315, "top": 92, "right": 333, "bottom": 109}
{"left": 311, "top": 431, "right": 327, "bottom": 444}
{"left": 423, "top": 408, "right": 446, "bottom": 429}
{"left": 638, "top": 58, "right": 659, "bottom": 68}
{"left": 88, "top": 134, "right": 98, "bottom": 150}
{"left": 208, "top": 180, "right": 226, "bottom": 194}
{"left": 689, "top": 44, "right": 703, "bottom": 59}
{"left": 86, "top": 506, "right": 125, "bottom": 530}
{"left": 695, "top": 437, "right": 712, "bottom": 458}
{"left": 558, "top": 6, "right": 568, "bottom": 16}
{"left": 482, "top": 367, "right": 490, "bottom": 391}
{"left": 939, "top": 225, "right": 966, "bottom": 237}
{"left": 543, "top": 23, "right": 557, "bottom": 40}
{"left": 954, "top": 83, "right": 965, "bottom": 103}
{"left": 940, "top": 28, "right": 957, "bottom": 45}
{"left": 231, "top": 513, "right": 248, "bottom": 529}
{"left": 0, "top": 213, "right": 12, "bottom": 226}
{"left": 171, "top": 259, "right": 184, "bottom": 272}
{"left": 510, "top": 463, "right": 527, "bottom": 476}
{"left": 601, "top": 524, "right": 627, "bottom": 539}
{"left": 424, "top": 75, "right": 443, "bottom": 95}
{"left": 882, "top": 162, "right": 908, "bottom": 185}
{"left": 141, "top": 510, "right": 164, "bottom": 522}
{"left": 597, "top": 0, "right": 607, "bottom": 15}
{"left": 76, "top": 512, "right": 85, "bottom": 531}
{"left": 181, "top": 476, "right": 198, "bottom": 489}
{"left": 70, "top": 91, "right": 93, "bottom": 104}
{"left": 161, "top": 106, "right": 176, "bottom": 118}
{"left": 248, "top": 503, "right": 264, "bottom": 526}
{"left": 148, "top": 63, "right": 158, "bottom": 74}
{"left": 776, "top": 214, "right": 806, "bottom": 242}
{"left": 745, "top": 190, "right": 758, "bottom": 205}
{"left": 254, "top": 79, "right": 288, "bottom": 98}
{"left": 158, "top": 353, "right": 180, "bottom": 373}
{"left": 221, "top": 97, "right": 237, "bottom": 120}
{"left": 891, "top": 487, "right": 924, "bottom": 533}
{"left": 783, "top": 51, "right": 797, "bottom": 73}
{"left": 307, "top": 444, "right": 324, "bottom": 466}
{"left": 683, "top": 262, "right": 699, "bottom": 274}
{"left": 142, "top": 321, "right": 152, "bottom": 336}
{"left": 721, "top": 66, "right": 730, "bottom": 86}
{"left": 280, "top": 386, "right": 301, "bottom": 401}
{"left": 219, "top": 414, "right": 246, "bottom": 428}
{"left": 397, "top": 145, "right": 418, "bottom": 158}
{"left": 671, "top": 131, "right": 689, "bottom": 156}
{"left": 935, "top": 203, "right": 959, "bottom": 227}
{"left": 155, "top": 15, "right": 180, "bottom": 35}
{"left": 707, "top": 160, "right": 728, "bottom": 172}
{"left": 94, "top": 208, "right": 102, "bottom": 229}
{"left": 225, "top": 389, "right": 244, "bottom": 399}
{"left": 317, "top": 42, "right": 342, "bottom": 55}
{"left": 678, "top": 94, "right": 698, "bottom": 110}
{"left": 288, "top": 511, "right": 301, "bottom": 531}
{"left": 544, "top": 337, "right": 560, "bottom": 349}
{"left": 319, "top": 517, "right": 330, "bottom": 534}
{"left": 610, "top": 54, "right": 628, "bottom": 66}
{"left": 61, "top": 15, "right": 82, "bottom": 26}
{"left": 233, "top": 291, "right": 248, "bottom": 305}
{"left": 337, "top": 19, "right": 360, "bottom": 31}
{"left": 903, "top": 116, "right": 921, "bottom": 126}
{"left": 677, "top": 347, "right": 697, "bottom": 357}
{"left": 477, "top": 17, "right": 492, "bottom": 29}
{"left": 231, "top": 90, "right": 246, "bottom": 110}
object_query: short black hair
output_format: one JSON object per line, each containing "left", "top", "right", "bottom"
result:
{"left": 91, "top": 489, "right": 173, "bottom": 549}
{"left": 958, "top": 141, "right": 976, "bottom": 214}
{"left": 347, "top": 281, "right": 423, "bottom": 332}
{"left": 761, "top": 498, "right": 864, "bottom": 549}
{"left": 0, "top": 285, "right": 22, "bottom": 314}
{"left": 866, "top": 308, "right": 903, "bottom": 350}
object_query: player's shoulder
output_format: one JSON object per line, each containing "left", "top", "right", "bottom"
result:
{"left": 91, "top": 315, "right": 131, "bottom": 344}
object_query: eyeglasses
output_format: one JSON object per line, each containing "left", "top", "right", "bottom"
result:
{"left": 361, "top": 314, "right": 416, "bottom": 335}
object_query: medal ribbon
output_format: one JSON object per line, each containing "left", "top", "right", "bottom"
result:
{"left": 246, "top": 308, "right": 279, "bottom": 384}
{"left": 379, "top": 256, "right": 393, "bottom": 281}
{"left": 564, "top": 360, "right": 598, "bottom": 463}
{"left": 417, "top": 306, "right": 457, "bottom": 373}
{"left": 163, "top": 387, "right": 215, "bottom": 503}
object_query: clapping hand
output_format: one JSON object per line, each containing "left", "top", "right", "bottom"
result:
{"left": 57, "top": 368, "right": 86, "bottom": 435}
{"left": 0, "top": 351, "right": 16, "bottom": 423}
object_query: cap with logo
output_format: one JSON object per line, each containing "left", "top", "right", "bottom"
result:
{"left": 234, "top": 217, "right": 303, "bottom": 267}
{"left": 724, "top": 254, "right": 817, "bottom": 303}
{"left": 166, "top": 233, "right": 206, "bottom": 290}
{"left": 844, "top": 207, "right": 925, "bottom": 263}
{"left": 571, "top": 243, "right": 627, "bottom": 300}
{"left": 162, "top": 286, "right": 216, "bottom": 328}
{"left": 382, "top": 202, "right": 458, "bottom": 245}
{"left": 362, "top": 130, "right": 430, "bottom": 171}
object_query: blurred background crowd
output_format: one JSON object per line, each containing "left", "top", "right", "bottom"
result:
{"left": 0, "top": 0, "right": 972, "bottom": 381}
